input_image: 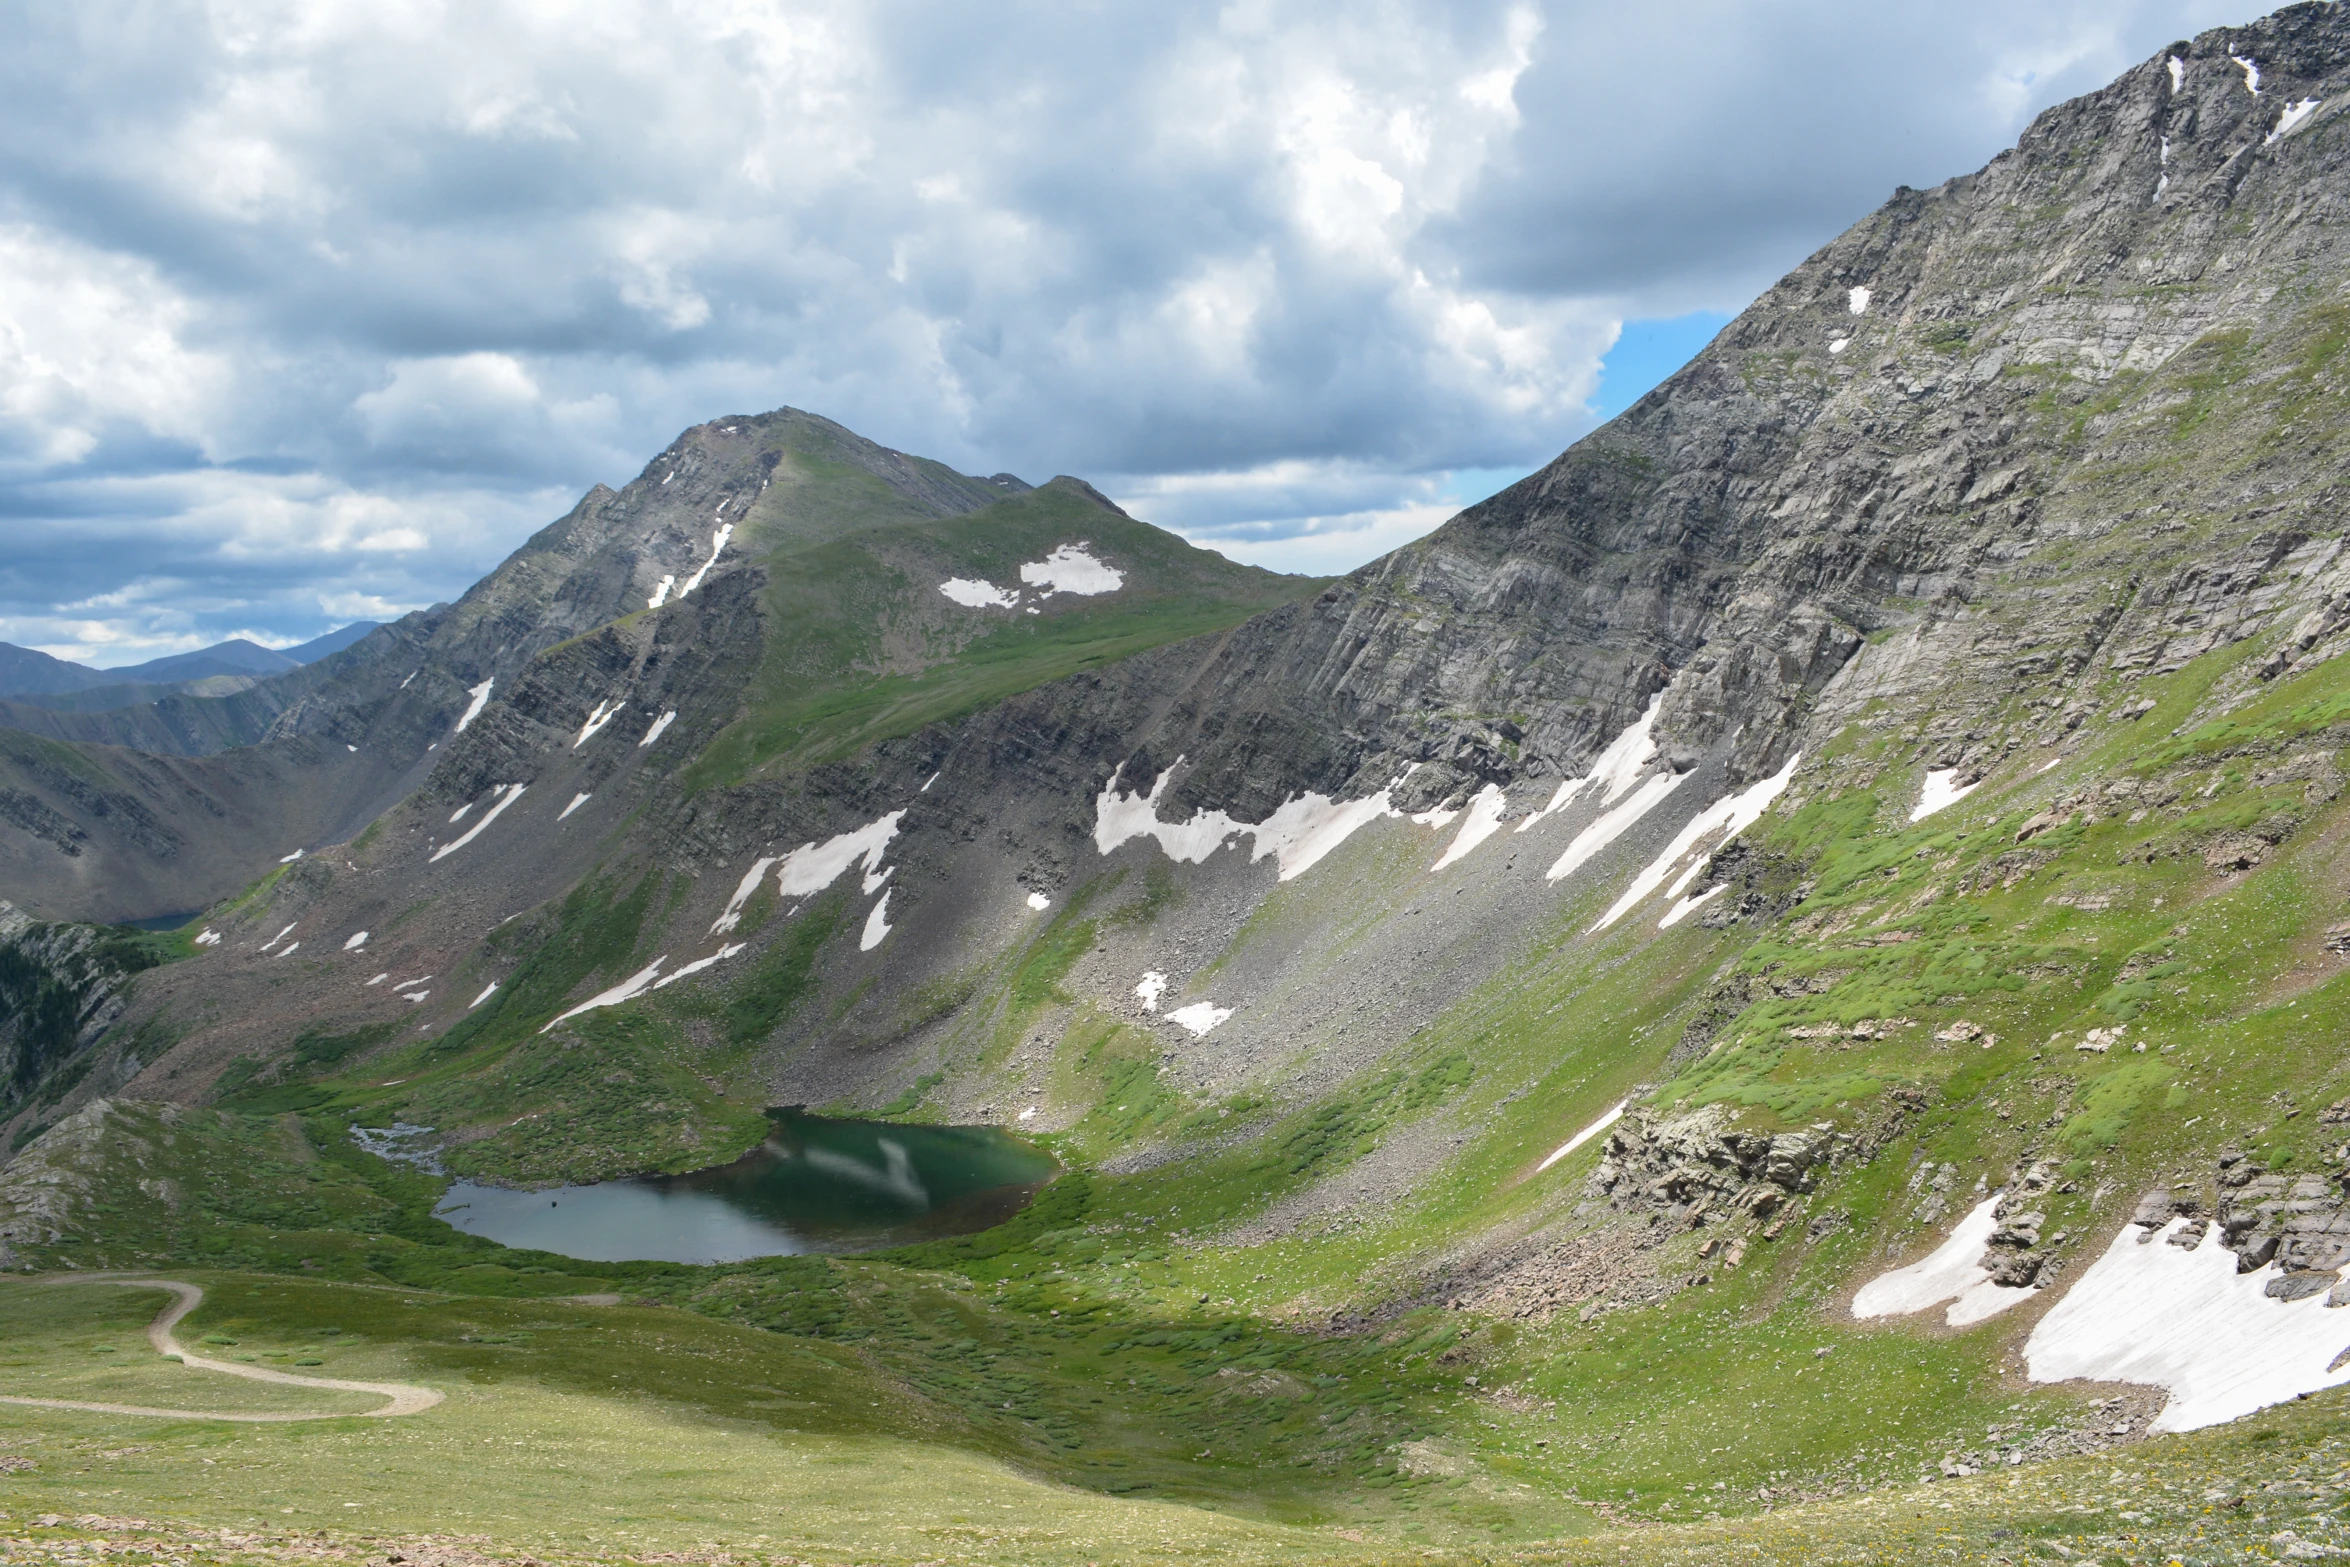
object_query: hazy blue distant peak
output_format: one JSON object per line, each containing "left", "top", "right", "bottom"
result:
{"left": 0, "top": 622, "right": 378, "bottom": 698}
{"left": 280, "top": 622, "right": 381, "bottom": 664}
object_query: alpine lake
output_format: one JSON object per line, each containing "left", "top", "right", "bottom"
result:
{"left": 433, "top": 1110, "right": 1058, "bottom": 1263}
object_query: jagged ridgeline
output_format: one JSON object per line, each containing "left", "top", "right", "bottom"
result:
{"left": 13, "top": 7, "right": 2350, "bottom": 1562}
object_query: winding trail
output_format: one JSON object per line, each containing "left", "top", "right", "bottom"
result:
{"left": 0, "top": 1279, "right": 443, "bottom": 1423}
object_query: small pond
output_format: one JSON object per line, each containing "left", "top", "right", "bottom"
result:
{"left": 432, "top": 1110, "right": 1056, "bottom": 1264}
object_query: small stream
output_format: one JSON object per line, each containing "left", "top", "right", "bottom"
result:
{"left": 431, "top": 1110, "right": 1056, "bottom": 1264}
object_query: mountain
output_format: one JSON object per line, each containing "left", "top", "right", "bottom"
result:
{"left": 0, "top": 626, "right": 374, "bottom": 702}
{"left": 277, "top": 622, "right": 381, "bottom": 664}
{"left": 2, "top": 11, "right": 2349, "bottom": 1565}
{"left": 0, "top": 641, "right": 115, "bottom": 698}
{"left": 101, "top": 637, "right": 301, "bottom": 684}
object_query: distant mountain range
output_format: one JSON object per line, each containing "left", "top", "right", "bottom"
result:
{"left": 0, "top": 623, "right": 378, "bottom": 699}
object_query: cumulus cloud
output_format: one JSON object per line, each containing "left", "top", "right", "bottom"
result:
{"left": 0, "top": 0, "right": 2247, "bottom": 662}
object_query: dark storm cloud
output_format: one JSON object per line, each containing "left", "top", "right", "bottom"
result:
{"left": 0, "top": 0, "right": 2251, "bottom": 660}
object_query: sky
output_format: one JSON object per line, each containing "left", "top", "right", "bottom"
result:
{"left": 0, "top": 0, "right": 2253, "bottom": 666}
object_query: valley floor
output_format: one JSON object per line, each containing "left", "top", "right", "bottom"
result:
{"left": 0, "top": 1272, "right": 2341, "bottom": 1567}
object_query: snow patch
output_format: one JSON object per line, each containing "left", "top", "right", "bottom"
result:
{"left": 278, "top": 848, "right": 305, "bottom": 865}
{"left": 2026, "top": 1217, "right": 2350, "bottom": 1431}
{"left": 2232, "top": 53, "right": 2261, "bottom": 93}
{"left": 454, "top": 678, "right": 494, "bottom": 733}
{"left": 1134, "top": 971, "right": 1168, "bottom": 1012}
{"left": 1536, "top": 1100, "right": 1626, "bottom": 1173}
{"left": 399, "top": 669, "right": 418, "bottom": 690}
{"left": 430, "top": 783, "right": 526, "bottom": 863}
{"left": 343, "top": 931, "right": 369, "bottom": 952}
{"left": 921, "top": 771, "right": 939, "bottom": 792}
{"left": 1166, "top": 1001, "right": 1232, "bottom": 1037}
{"left": 469, "top": 982, "right": 498, "bottom": 1009}
{"left": 1018, "top": 1106, "right": 1037, "bottom": 1122}
{"left": 1432, "top": 783, "right": 1509, "bottom": 871}
{"left": 2168, "top": 55, "right": 2184, "bottom": 93}
{"left": 573, "top": 699, "right": 623, "bottom": 749}
{"left": 860, "top": 890, "right": 893, "bottom": 951}
{"left": 365, "top": 973, "right": 388, "bottom": 986}
{"left": 194, "top": 929, "right": 220, "bottom": 947}
{"left": 1910, "top": 767, "right": 1980, "bottom": 822}
{"left": 712, "top": 856, "right": 778, "bottom": 934}
{"left": 638, "top": 710, "right": 677, "bottom": 747}
{"left": 449, "top": 802, "right": 473, "bottom": 824}
{"left": 1517, "top": 697, "right": 1665, "bottom": 835}
{"left": 558, "top": 792, "right": 591, "bottom": 821}
{"left": 260, "top": 924, "right": 296, "bottom": 952}
{"left": 777, "top": 811, "right": 905, "bottom": 900}
{"left": 1547, "top": 772, "right": 1686, "bottom": 886}
{"left": 1026, "top": 891, "right": 1051, "bottom": 911}
{"left": 277, "top": 942, "right": 300, "bottom": 958}
{"left": 652, "top": 943, "right": 746, "bottom": 990}
{"left": 1094, "top": 762, "right": 1415, "bottom": 882}
{"left": 2269, "top": 97, "right": 2322, "bottom": 142}
{"left": 1020, "top": 542, "right": 1123, "bottom": 597}
{"left": 940, "top": 578, "right": 1020, "bottom": 609}
{"left": 1848, "top": 286, "right": 1871, "bottom": 314}
{"left": 1851, "top": 1195, "right": 2034, "bottom": 1327}
{"left": 648, "top": 574, "right": 675, "bottom": 609}
{"left": 1590, "top": 753, "right": 1801, "bottom": 930}
{"left": 403, "top": 987, "right": 425, "bottom": 1002}
{"left": 676, "top": 523, "right": 733, "bottom": 598}
{"left": 1828, "top": 337, "right": 1850, "bottom": 355}
{"left": 1659, "top": 882, "right": 1729, "bottom": 929}
{"left": 393, "top": 976, "right": 431, "bottom": 991}
{"left": 541, "top": 957, "right": 667, "bottom": 1033}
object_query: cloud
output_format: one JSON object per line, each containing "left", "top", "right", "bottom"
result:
{"left": 0, "top": 0, "right": 2252, "bottom": 661}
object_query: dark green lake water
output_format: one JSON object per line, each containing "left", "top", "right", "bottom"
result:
{"left": 433, "top": 1111, "right": 1056, "bottom": 1263}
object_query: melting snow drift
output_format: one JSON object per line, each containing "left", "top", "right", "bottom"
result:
{"left": 2271, "top": 97, "right": 2322, "bottom": 142}
{"left": 431, "top": 784, "right": 526, "bottom": 863}
{"left": 941, "top": 578, "right": 1020, "bottom": 609}
{"left": 542, "top": 958, "right": 667, "bottom": 1033}
{"left": 1020, "top": 543, "right": 1123, "bottom": 596}
{"left": 938, "top": 543, "right": 1123, "bottom": 612}
{"left": 454, "top": 678, "right": 494, "bottom": 734}
{"left": 1590, "top": 753, "right": 1800, "bottom": 931}
{"left": 2026, "top": 1217, "right": 2350, "bottom": 1432}
{"left": 1910, "top": 767, "right": 1981, "bottom": 822}
{"left": 860, "top": 891, "right": 894, "bottom": 951}
{"left": 1095, "top": 761, "right": 1428, "bottom": 883}
{"left": 1536, "top": 1100, "right": 1626, "bottom": 1173}
{"left": 711, "top": 810, "right": 908, "bottom": 933}
{"left": 1165, "top": 1001, "right": 1232, "bottom": 1037}
{"left": 1134, "top": 971, "right": 1169, "bottom": 1012}
{"left": 573, "top": 699, "right": 623, "bottom": 749}
{"left": 1518, "top": 695, "right": 1668, "bottom": 841}
{"left": 676, "top": 523, "right": 732, "bottom": 599}
{"left": 1851, "top": 1195, "right": 2035, "bottom": 1328}
{"left": 1432, "top": 784, "right": 1508, "bottom": 871}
